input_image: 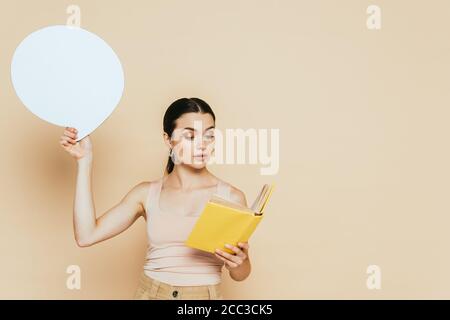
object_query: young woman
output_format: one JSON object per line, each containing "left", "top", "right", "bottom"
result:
{"left": 59, "top": 97, "right": 251, "bottom": 300}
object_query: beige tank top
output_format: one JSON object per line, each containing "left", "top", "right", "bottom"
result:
{"left": 143, "top": 176, "right": 231, "bottom": 286}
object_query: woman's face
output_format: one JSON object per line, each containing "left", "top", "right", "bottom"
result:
{"left": 165, "top": 112, "right": 216, "bottom": 170}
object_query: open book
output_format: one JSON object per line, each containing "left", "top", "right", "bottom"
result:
{"left": 185, "top": 184, "right": 275, "bottom": 254}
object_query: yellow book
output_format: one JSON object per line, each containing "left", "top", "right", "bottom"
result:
{"left": 185, "top": 184, "right": 275, "bottom": 254}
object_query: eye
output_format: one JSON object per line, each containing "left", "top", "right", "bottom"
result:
{"left": 183, "top": 132, "right": 194, "bottom": 140}
{"left": 204, "top": 130, "right": 215, "bottom": 140}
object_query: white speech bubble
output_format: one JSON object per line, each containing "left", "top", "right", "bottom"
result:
{"left": 11, "top": 25, "right": 124, "bottom": 141}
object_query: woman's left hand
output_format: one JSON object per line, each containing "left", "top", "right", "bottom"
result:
{"left": 215, "top": 242, "right": 249, "bottom": 270}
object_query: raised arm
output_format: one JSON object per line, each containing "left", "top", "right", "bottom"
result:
{"left": 60, "top": 127, "right": 149, "bottom": 247}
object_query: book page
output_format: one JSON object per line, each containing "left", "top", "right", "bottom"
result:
{"left": 253, "top": 184, "right": 269, "bottom": 213}
{"left": 209, "top": 195, "right": 255, "bottom": 214}
{"left": 250, "top": 184, "right": 267, "bottom": 211}
{"left": 258, "top": 184, "right": 275, "bottom": 214}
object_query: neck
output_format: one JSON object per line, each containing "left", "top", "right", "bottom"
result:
{"left": 167, "top": 165, "right": 215, "bottom": 190}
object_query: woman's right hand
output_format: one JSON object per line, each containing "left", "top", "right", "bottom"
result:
{"left": 59, "top": 127, "right": 93, "bottom": 161}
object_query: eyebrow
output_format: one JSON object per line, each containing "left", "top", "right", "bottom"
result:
{"left": 183, "top": 126, "right": 215, "bottom": 132}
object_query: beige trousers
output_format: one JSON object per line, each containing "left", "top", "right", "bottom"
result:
{"left": 134, "top": 271, "right": 224, "bottom": 300}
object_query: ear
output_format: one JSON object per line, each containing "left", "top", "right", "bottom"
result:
{"left": 163, "top": 132, "right": 172, "bottom": 150}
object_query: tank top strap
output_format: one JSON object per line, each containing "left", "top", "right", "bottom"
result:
{"left": 215, "top": 180, "right": 231, "bottom": 200}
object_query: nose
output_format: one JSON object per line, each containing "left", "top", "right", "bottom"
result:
{"left": 194, "top": 136, "right": 207, "bottom": 150}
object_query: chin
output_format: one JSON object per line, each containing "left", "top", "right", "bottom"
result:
{"left": 186, "top": 159, "right": 208, "bottom": 170}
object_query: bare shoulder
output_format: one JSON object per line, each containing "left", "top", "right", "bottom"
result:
{"left": 124, "top": 181, "right": 153, "bottom": 213}
{"left": 128, "top": 181, "right": 152, "bottom": 200}
{"left": 218, "top": 179, "right": 248, "bottom": 207}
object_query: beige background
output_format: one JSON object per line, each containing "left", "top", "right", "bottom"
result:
{"left": 1, "top": 0, "right": 450, "bottom": 299}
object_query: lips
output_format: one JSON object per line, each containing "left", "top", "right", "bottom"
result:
{"left": 193, "top": 154, "right": 207, "bottom": 161}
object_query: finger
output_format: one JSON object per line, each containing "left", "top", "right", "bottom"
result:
{"left": 214, "top": 253, "right": 228, "bottom": 264}
{"left": 64, "top": 130, "right": 77, "bottom": 139}
{"left": 66, "top": 127, "right": 78, "bottom": 133}
{"left": 64, "top": 131, "right": 77, "bottom": 139}
{"left": 60, "top": 139, "right": 74, "bottom": 147}
{"left": 61, "top": 137, "right": 76, "bottom": 145}
{"left": 61, "top": 136, "right": 77, "bottom": 144}
{"left": 225, "top": 261, "right": 238, "bottom": 269}
{"left": 238, "top": 242, "right": 250, "bottom": 251}
{"left": 215, "top": 249, "right": 242, "bottom": 264}
{"left": 225, "top": 244, "right": 246, "bottom": 259}
{"left": 214, "top": 253, "right": 238, "bottom": 268}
